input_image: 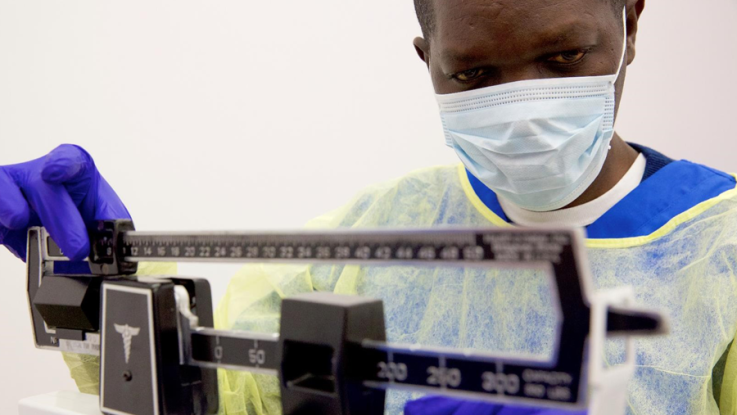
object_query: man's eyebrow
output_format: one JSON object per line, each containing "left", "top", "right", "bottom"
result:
{"left": 531, "top": 23, "right": 598, "bottom": 49}
{"left": 439, "top": 49, "right": 488, "bottom": 64}
{"left": 438, "top": 22, "right": 599, "bottom": 65}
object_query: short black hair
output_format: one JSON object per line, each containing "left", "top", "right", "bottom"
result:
{"left": 413, "top": 0, "right": 626, "bottom": 39}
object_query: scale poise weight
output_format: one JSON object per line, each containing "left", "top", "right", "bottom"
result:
{"left": 24, "top": 220, "right": 668, "bottom": 415}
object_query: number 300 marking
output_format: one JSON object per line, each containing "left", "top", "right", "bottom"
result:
{"left": 481, "top": 372, "right": 520, "bottom": 394}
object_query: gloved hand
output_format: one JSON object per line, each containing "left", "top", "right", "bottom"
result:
{"left": 405, "top": 397, "right": 587, "bottom": 415}
{"left": 0, "top": 144, "right": 130, "bottom": 261}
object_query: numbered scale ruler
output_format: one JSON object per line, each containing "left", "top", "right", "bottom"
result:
{"left": 119, "top": 229, "right": 572, "bottom": 265}
{"left": 41, "top": 222, "right": 664, "bottom": 409}
{"left": 357, "top": 342, "right": 576, "bottom": 403}
{"left": 112, "top": 227, "right": 592, "bottom": 407}
{"left": 188, "top": 327, "right": 581, "bottom": 405}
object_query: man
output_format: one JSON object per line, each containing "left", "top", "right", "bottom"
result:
{"left": 2, "top": 0, "right": 737, "bottom": 414}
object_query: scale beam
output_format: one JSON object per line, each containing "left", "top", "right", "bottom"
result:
{"left": 26, "top": 220, "right": 669, "bottom": 415}
{"left": 190, "top": 328, "right": 279, "bottom": 374}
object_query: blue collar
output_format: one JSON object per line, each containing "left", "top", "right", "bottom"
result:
{"left": 628, "top": 142, "right": 674, "bottom": 181}
{"left": 466, "top": 144, "right": 736, "bottom": 239}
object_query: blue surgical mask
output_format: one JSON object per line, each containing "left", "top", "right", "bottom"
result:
{"left": 437, "top": 14, "right": 628, "bottom": 212}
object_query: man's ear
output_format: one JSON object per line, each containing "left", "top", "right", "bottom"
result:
{"left": 413, "top": 37, "right": 431, "bottom": 69}
{"left": 625, "top": 0, "right": 646, "bottom": 65}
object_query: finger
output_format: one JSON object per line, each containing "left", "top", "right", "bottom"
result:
{"left": 42, "top": 145, "right": 131, "bottom": 221}
{"left": 0, "top": 169, "right": 31, "bottom": 229}
{"left": 43, "top": 144, "right": 97, "bottom": 220}
{"left": 94, "top": 176, "right": 132, "bottom": 220}
{"left": 41, "top": 144, "right": 90, "bottom": 184}
{"left": 0, "top": 227, "right": 28, "bottom": 260}
{"left": 22, "top": 178, "right": 89, "bottom": 261}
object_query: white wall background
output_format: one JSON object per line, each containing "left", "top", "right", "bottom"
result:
{"left": 1, "top": 0, "right": 735, "bottom": 412}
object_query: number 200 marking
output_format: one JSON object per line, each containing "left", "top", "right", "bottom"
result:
{"left": 377, "top": 362, "right": 408, "bottom": 382}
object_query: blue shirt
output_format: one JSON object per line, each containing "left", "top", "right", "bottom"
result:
{"left": 466, "top": 143, "right": 735, "bottom": 239}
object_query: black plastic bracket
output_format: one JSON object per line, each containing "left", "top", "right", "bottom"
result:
{"left": 100, "top": 277, "right": 218, "bottom": 415}
{"left": 88, "top": 219, "right": 138, "bottom": 276}
{"left": 278, "top": 292, "right": 387, "bottom": 415}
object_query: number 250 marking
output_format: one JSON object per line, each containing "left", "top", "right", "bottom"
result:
{"left": 377, "top": 362, "right": 408, "bottom": 382}
{"left": 427, "top": 366, "right": 461, "bottom": 388}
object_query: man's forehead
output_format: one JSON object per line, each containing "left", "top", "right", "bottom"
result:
{"left": 431, "top": 0, "right": 607, "bottom": 20}
{"left": 431, "top": 0, "right": 613, "bottom": 40}
{"left": 429, "top": 0, "right": 616, "bottom": 60}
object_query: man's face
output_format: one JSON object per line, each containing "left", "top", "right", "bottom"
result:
{"left": 415, "top": 0, "right": 632, "bottom": 109}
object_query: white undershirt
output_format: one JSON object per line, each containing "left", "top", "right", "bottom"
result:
{"left": 499, "top": 153, "right": 647, "bottom": 227}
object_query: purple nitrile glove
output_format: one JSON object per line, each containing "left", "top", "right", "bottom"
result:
{"left": 0, "top": 144, "right": 130, "bottom": 261}
{"left": 405, "top": 396, "right": 588, "bottom": 415}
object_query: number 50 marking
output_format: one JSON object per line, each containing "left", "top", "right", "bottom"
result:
{"left": 249, "top": 349, "right": 266, "bottom": 365}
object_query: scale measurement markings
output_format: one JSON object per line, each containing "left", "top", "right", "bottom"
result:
{"left": 191, "top": 332, "right": 279, "bottom": 372}
{"left": 32, "top": 223, "right": 667, "bottom": 410}
{"left": 115, "top": 229, "right": 582, "bottom": 406}
{"left": 124, "top": 242, "right": 479, "bottom": 262}
{"left": 120, "top": 231, "right": 573, "bottom": 264}
{"left": 362, "top": 349, "right": 576, "bottom": 404}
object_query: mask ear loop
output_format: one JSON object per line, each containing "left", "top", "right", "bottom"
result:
{"left": 612, "top": 7, "right": 629, "bottom": 83}
{"left": 607, "top": 8, "right": 628, "bottom": 151}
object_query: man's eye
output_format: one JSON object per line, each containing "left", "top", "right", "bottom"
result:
{"left": 547, "top": 50, "right": 587, "bottom": 65}
{"left": 454, "top": 68, "right": 486, "bottom": 82}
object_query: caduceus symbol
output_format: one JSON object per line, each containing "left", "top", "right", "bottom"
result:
{"left": 114, "top": 324, "right": 141, "bottom": 364}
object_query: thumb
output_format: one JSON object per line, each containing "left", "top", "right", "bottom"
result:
{"left": 41, "top": 144, "right": 101, "bottom": 222}
{"left": 25, "top": 181, "right": 89, "bottom": 261}
{"left": 41, "top": 144, "right": 93, "bottom": 185}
